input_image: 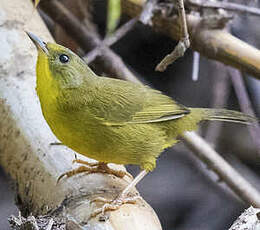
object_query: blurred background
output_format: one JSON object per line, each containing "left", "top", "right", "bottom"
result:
{"left": 0, "top": 0, "right": 259, "bottom": 229}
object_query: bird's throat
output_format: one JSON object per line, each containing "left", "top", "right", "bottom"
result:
{"left": 35, "top": 50, "right": 59, "bottom": 119}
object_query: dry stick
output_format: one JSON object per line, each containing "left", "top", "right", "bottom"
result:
{"left": 155, "top": 0, "right": 190, "bottom": 72}
{"left": 86, "top": 0, "right": 158, "bottom": 63}
{"left": 40, "top": 0, "right": 141, "bottom": 84}
{"left": 187, "top": 0, "right": 260, "bottom": 17}
{"left": 227, "top": 67, "right": 260, "bottom": 156}
{"left": 205, "top": 62, "right": 230, "bottom": 146}
{"left": 85, "top": 17, "right": 138, "bottom": 63}
{"left": 139, "top": 0, "right": 158, "bottom": 25}
{"left": 182, "top": 131, "right": 260, "bottom": 207}
{"left": 40, "top": 0, "right": 260, "bottom": 209}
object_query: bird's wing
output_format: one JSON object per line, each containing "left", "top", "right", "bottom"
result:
{"left": 87, "top": 77, "right": 190, "bottom": 126}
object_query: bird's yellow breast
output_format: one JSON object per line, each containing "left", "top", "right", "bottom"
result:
{"left": 36, "top": 50, "right": 66, "bottom": 139}
{"left": 35, "top": 51, "right": 102, "bottom": 159}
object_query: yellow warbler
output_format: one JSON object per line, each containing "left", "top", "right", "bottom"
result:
{"left": 27, "top": 32, "right": 257, "bottom": 216}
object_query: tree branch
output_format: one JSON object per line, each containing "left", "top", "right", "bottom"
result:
{"left": 139, "top": 0, "right": 158, "bottom": 25}
{"left": 122, "top": 0, "right": 260, "bottom": 79}
{"left": 182, "top": 132, "right": 260, "bottom": 207}
{"left": 85, "top": 17, "right": 138, "bottom": 63}
{"left": 187, "top": 0, "right": 260, "bottom": 17}
{"left": 155, "top": 0, "right": 190, "bottom": 71}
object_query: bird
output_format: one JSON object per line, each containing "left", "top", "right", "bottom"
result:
{"left": 27, "top": 32, "right": 257, "bottom": 217}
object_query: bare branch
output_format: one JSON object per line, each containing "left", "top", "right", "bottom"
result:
{"left": 85, "top": 17, "right": 138, "bottom": 63}
{"left": 103, "top": 17, "right": 138, "bottom": 48}
{"left": 156, "top": 0, "right": 190, "bottom": 71}
{"left": 187, "top": 0, "right": 260, "bottom": 17}
{"left": 182, "top": 131, "right": 260, "bottom": 207}
{"left": 227, "top": 67, "right": 260, "bottom": 156}
{"left": 155, "top": 40, "right": 188, "bottom": 71}
{"left": 85, "top": 0, "right": 159, "bottom": 64}
{"left": 139, "top": 0, "right": 158, "bottom": 25}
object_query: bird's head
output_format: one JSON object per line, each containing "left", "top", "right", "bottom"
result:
{"left": 27, "top": 32, "right": 96, "bottom": 90}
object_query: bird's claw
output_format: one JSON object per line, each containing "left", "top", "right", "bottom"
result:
{"left": 91, "top": 195, "right": 141, "bottom": 219}
{"left": 57, "top": 160, "right": 133, "bottom": 183}
{"left": 57, "top": 165, "right": 91, "bottom": 184}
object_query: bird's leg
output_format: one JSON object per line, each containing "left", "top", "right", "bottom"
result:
{"left": 91, "top": 170, "right": 148, "bottom": 218}
{"left": 57, "top": 160, "right": 133, "bottom": 183}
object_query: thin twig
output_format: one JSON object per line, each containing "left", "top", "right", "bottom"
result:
{"left": 205, "top": 61, "right": 230, "bottom": 146}
{"left": 155, "top": 0, "right": 190, "bottom": 71}
{"left": 85, "top": 17, "right": 138, "bottom": 63}
{"left": 104, "top": 18, "right": 138, "bottom": 48}
{"left": 227, "top": 67, "right": 260, "bottom": 156}
{"left": 182, "top": 131, "right": 260, "bottom": 207}
{"left": 139, "top": 0, "right": 158, "bottom": 25}
{"left": 191, "top": 51, "right": 200, "bottom": 81}
{"left": 187, "top": 0, "right": 260, "bottom": 17}
{"left": 86, "top": 0, "right": 159, "bottom": 63}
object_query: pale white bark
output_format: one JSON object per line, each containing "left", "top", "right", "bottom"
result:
{"left": 0, "top": 0, "right": 162, "bottom": 229}
{"left": 229, "top": 206, "right": 260, "bottom": 230}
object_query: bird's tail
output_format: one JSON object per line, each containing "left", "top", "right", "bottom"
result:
{"left": 190, "top": 108, "right": 258, "bottom": 124}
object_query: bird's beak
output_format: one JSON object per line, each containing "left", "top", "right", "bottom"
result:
{"left": 26, "top": 32, "right": 49, "bottom": 54}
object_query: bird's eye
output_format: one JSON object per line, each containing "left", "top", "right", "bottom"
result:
{"left": 59, "top": 54, "right": 69, "bottom": 63}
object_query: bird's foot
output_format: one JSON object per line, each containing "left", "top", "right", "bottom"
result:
{"left": 57, "top": 160, "right": 133, "bottom": 183}
{"left": 73, "top": 160, "right": 133, "bottom": 179}
{"left": 91, "top": 194, "right": 141, "bottom": 219}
